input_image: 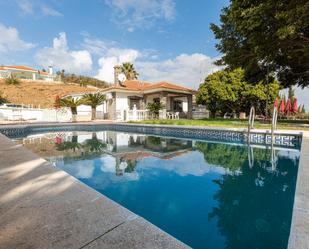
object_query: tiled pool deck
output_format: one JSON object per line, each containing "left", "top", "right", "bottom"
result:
{"left": 0, "top": 122, "right": 307, "bottom": 249}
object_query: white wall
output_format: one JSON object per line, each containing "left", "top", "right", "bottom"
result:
{"left": 0, "top": 107, "right": 72, "bottom": 122}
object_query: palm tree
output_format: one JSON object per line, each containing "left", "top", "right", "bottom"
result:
{"left": 82, "top": 93, "right": 106, "bottom": 120}
{"left": 120, "top": 62, "right": 139, "bottom": 80}
{"left": 60, "top": 96, "right": 85, "bottom": 122}
{"left": 83, "top": 132, "right": 106, "bottom": 153}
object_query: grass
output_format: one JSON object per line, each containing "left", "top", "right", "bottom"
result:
{"left": 130, "top": 118, "right": 309, "bottom": 131}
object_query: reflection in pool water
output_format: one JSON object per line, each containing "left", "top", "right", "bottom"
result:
{"left": 18, "top": 131, "right": 300, "bottom": 249}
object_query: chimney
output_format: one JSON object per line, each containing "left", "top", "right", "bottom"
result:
{"left": 114, "top": 65, "right": 121, "bottom": 85}
{"left": 48, "top": 66, "right": 53, "bottom": 75}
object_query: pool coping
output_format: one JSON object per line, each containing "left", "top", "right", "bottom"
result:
{"left": 0, "top": 122, "right": 307, "bottom": 249}
{"left": 288, "top": 132, "right": 309, "bottom": 249}
{"left": 0, "top": 132, "right": 189, "bottom": 249}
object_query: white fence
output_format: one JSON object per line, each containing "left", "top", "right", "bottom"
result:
{"left": 0, "top": 107, "right": 72, "bottom": 122}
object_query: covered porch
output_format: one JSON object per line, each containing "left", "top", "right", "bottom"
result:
{"left": 119, "top": 91, "right": 193, "bottom": 121}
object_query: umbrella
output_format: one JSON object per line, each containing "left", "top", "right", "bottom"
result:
{"left": 279, "top": 99, "right": 285, "bottom": 113}
{"left": 286, "top": 99, "right": 292, "bottom": 114}
{"left": 293, "top": 98, "right": 298, "bottom": 113}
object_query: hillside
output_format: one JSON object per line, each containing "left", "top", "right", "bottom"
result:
{"left": 0, "top": 79, "right": 100, "bottom": 108}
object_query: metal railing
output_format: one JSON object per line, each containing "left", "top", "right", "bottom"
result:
{"left": 247, "top": 106, "right": 255, "bottom": 144}
{"left": 271, "top": 106, "right": 278, "bottom": 143}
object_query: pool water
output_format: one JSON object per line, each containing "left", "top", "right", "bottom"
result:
{"left": 17, "top": 130, "right": 300, "bottom": 249}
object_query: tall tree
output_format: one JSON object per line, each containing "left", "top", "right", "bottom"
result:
{"left": 120, "top": 62, "right": 139, "bottom": 80}
{"left": 196, "top": 69, "right": 279, "bottom": 117}
{"left": 211, "top": 0, "right": 309, "bottom": 88}
{"left": 82, "top": 93, "right": 106, "bottom": 120}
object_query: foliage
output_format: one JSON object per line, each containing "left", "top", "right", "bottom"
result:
{"left": 83, "top": 133, "right": 106, "bottom": 152}
{"left": 208, "top": 151, "right": 299, "bottom": 249}
{"left": 120, "top": 62, "right": 139, "bottom": 80}
{"left": 147, "top": 102, "right": 165, "bottom": 115}
{"left": 211, "top": 0, "right": 309, "bottom": 88}
{"left": 59, "top": 72, "right": 109, "bottom": 88}
{"left": 56, "top": 135, "right": 82, "bottom": 152}
{"left": 196, "top": 69, "right": 280, "bottom": 117}
{"left": 5, "top": 74, "right": 20, "bottom": 85}
{"left": 82, "top": 93, "right": 106, "bottom": 120}
{"left": 59, "top": 96, "right": 85, "bottom": 117}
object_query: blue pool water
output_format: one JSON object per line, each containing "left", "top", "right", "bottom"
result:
{"left": 18, "top": 130, "right": 300, "bottom": 249}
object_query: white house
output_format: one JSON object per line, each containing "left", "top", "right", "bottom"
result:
{"left": 67, "top": 65, "right": 196, "bottom": 121}
{"left": 0, "top": 65, "right": 58, "bottom": 82}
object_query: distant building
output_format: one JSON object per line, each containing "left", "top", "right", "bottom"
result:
{"left": 0, "top": 65, "right": 59, "bottom": 82}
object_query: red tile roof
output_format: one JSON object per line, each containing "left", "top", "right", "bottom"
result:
{"left": 103, "top": 80, "right": 195, "bottom": 93}
{"left": 38, "top": 71, "right": 49, "bottom": 75}
{"left": 4, "top": 65, "right": 38, "bottom": 72}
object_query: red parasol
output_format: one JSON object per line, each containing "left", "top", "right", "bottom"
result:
{"left": 292, "top": 98, "right": 298, "bottom": 113}
{"left": 274, "top": 98, "right": 278, "bottom": 108}
{"left": 286, "top": 99, "right": 292, "bottom": 114}
{"left": 279, "top": 99, "right": 285, "bottom": 113}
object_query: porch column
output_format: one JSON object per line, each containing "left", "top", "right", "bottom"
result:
{"left": 187, "top": 94, "right": 193, "bottom": 119}
{"left": 160, "top": 92, "right": 167, "bottom": 119}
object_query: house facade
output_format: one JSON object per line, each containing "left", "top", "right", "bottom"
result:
{"left": 67, "top": 66, "right": 196, "bottom": 121}
{"left": 100, "top": 80, "right": 195, "bottom": 120}
{"left": 0, "top": 65, "right": 58, "bottom": 82}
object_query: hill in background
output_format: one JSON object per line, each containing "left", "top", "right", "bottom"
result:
{"left": 0, "top": 79, "right": 100, "bottom": 108}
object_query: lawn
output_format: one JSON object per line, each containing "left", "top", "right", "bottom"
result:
{"left": 130, "top": 119, "right": 309, "bottom": 131}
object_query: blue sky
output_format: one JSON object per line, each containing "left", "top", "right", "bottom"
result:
{"left": 1, "top": 0, "right": 308, "bottom": 109}
{"left": 0, "top": 0, "right": 228, "bottom": 89}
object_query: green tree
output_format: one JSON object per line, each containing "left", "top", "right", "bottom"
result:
{"left": 301, "top": 104, "right": 306, "bottom": 113}
{"left": 147, "top": 102, "right": 165, "bottom": 118}
{"left": 82, "top": 93, "right": 106, "bottom": 120}
{"left": 288, "top": 86, "right": 295, "bottom": 101}
{"left": 211, "top": 0, "right": 309, "bottom": 88}
{"left": 196, "top": 69, "right": 279, "bottom": 117}
{"left": 59, "top": 96, "right": 85, "bottom": 122}
{"left": 120, "top": 62, "right": 139, "bottom": 80}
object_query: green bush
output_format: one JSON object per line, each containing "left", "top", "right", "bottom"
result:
{"left": 5, "top": 75, "right": 20, "bottom": 85}
{"left": 147, "top": 102, "right": 164, "bottom": 115}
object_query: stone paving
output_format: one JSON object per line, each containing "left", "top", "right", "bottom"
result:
{"left": 0, "top": 133, "right": 188, "bottom": 249}
{"left": 288, "top": 132, "right": 309, "bottom": 249}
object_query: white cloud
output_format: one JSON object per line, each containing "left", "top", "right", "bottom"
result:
{"left": 18, "top": 0, "right": 33, "bottom": 15}
{"left": 105, "top": 0, "right": 176, "bottom": 30}
{"left": 137, "top": 53, "right": 221, "bottom": 89}
{"left": 95, "top": 47, "right": 140, "bottom": 82}
{"left": 41, "top": 5, "right": 63, "bottom": 17}
{"left": 18, "top": 0, "right": 62, "bottom": 17}
{"left": 0, "top": 23, "right": 35, "bottom": 53}
{"left": 35, "top": 32, "right": 92, "bottom": 73}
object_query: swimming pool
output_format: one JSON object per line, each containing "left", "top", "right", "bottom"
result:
{"left": 16, "top": 130, "right": 300, "bottom": 249}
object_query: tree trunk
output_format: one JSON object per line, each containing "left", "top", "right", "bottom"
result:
{"left": 72, "top": 114, "right": 77, "bottom": 122}
{"left": 71, "top": 107, "right": 77, "bottom": 122}
{"left": 91, "top": 107, "right": 96, "bottom": 120}
{"left": 210, "top": 110, "right": 216, "bottom": 118}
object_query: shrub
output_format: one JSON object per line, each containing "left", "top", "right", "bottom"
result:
{"left": 5, "top": 75, "right": 20, "bottom": 85}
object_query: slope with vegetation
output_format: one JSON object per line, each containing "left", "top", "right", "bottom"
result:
{"left": 0, "top": 79, "right": 96, "bottom": 108}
